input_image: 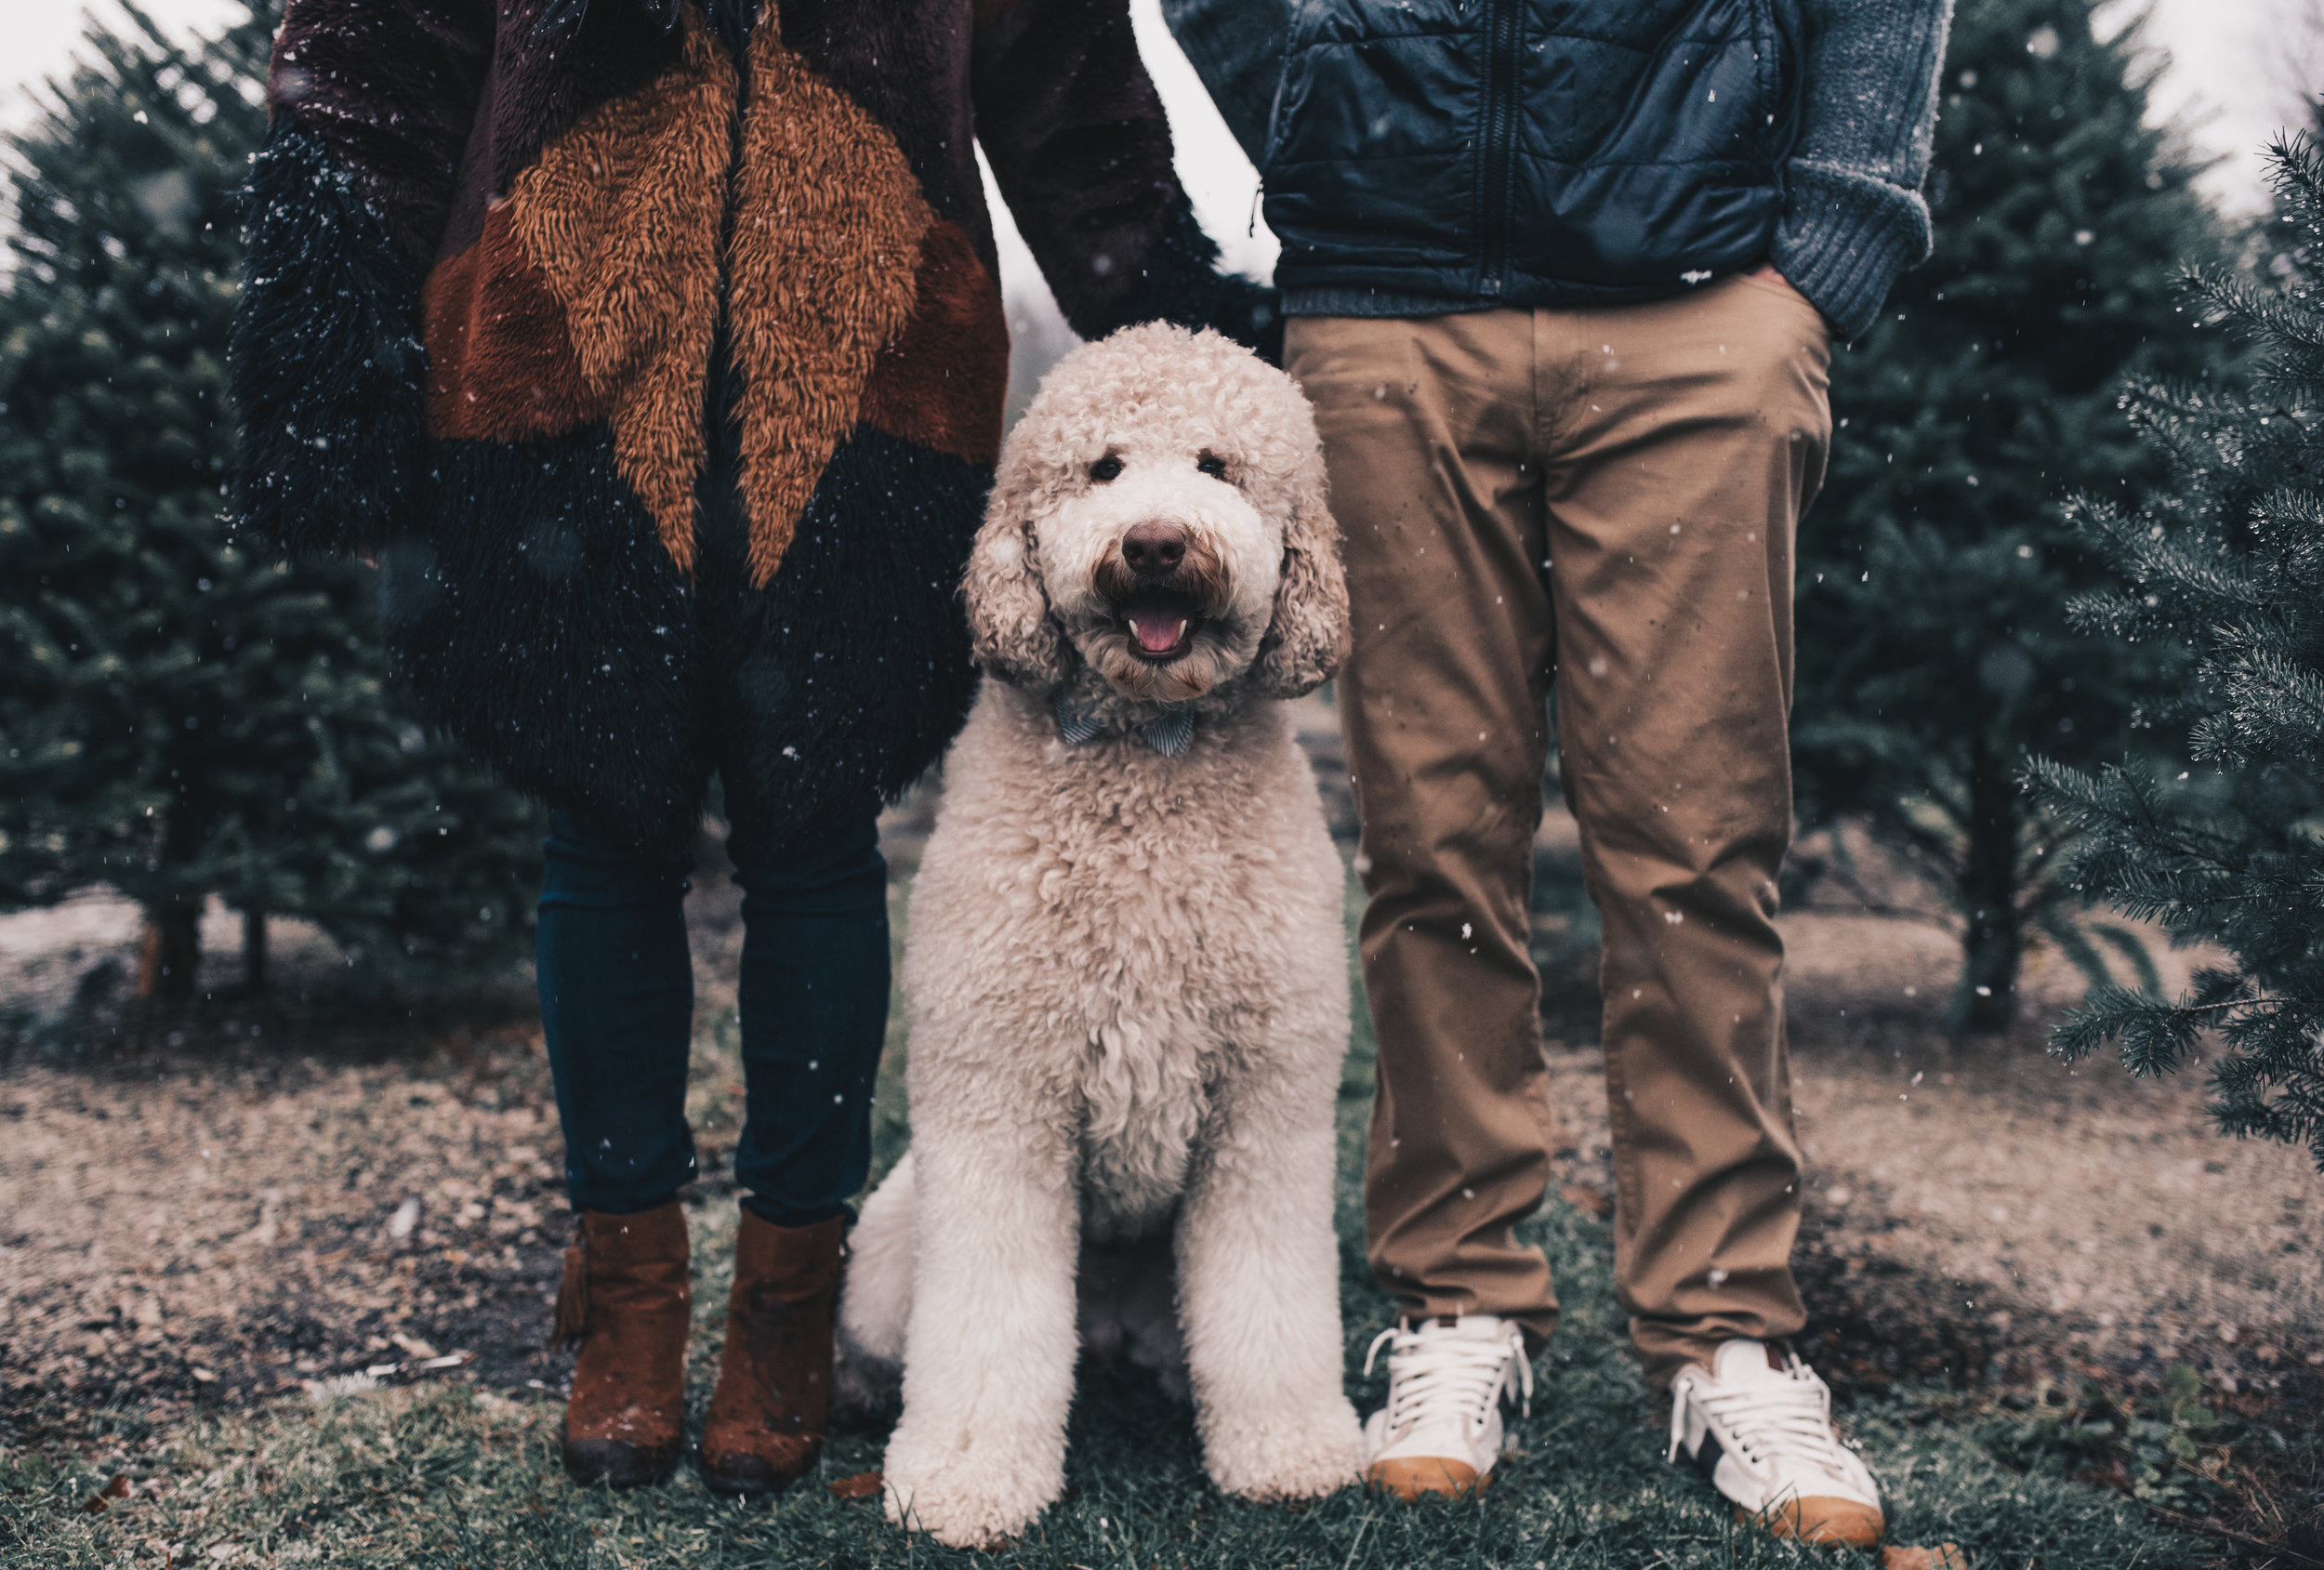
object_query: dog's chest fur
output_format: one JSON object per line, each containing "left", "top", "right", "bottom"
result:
{"left": 903, "top": 681, "right": 1343, "bottom": 1241}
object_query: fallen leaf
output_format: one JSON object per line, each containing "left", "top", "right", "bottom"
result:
{"left": 389, "top": 1332, "right": 439, "bottom": 1361}
{"left": 1559, "top": 1183, "right": 1612, "bottom": 1220}
{"left": 827, "top": 1471, "right": 884, "bottom": 1499}
{"left": 81, "top": 1473, "right": 131, "bottom": 1512}
{"left": 1882, "top": 1545, "right": 1969, "bottom": 1570}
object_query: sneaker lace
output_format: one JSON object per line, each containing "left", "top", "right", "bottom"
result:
{"left": 1666, "top": 1358, "right": 1853, "bottom": 1483}
{"left": 1364, "top": 1321, "right": 1533, "bottom": 1443}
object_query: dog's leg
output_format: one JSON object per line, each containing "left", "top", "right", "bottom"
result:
{"left": 1175, "top": 1035, "right": 1363, "bottom": 1502}
{"left": 880, "top": 1102, "right": 1079, "bottom": 1549}
{"left": 834, "top": 1151, "right": 915, "bottom": 1413}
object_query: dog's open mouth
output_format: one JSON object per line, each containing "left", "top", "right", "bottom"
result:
{"left": 1116, "top": 590, "right": 1201, "bottom": 663}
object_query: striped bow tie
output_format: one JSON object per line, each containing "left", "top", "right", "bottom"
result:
{"left": 1054, "top": 694, "right": 1195, "bottom": 759}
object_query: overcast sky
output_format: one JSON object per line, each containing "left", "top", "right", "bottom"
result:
{"left": 1, "top": 0, "right": 2308, "bottom": 291}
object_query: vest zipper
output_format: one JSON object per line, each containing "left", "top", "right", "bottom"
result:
{"left": 1477, "top": 0, "right": 1521, "bottom": 296}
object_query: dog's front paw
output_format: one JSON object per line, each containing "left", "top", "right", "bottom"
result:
{"left": 881, "top": 1427, "right": 1063, "bottom": 1550}
{"left": 1201, "top": 1395, "right": 1364, "bottom": 1503}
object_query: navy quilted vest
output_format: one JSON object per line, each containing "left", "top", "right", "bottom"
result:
{"left": 1262, "top": 0, "right": 1802, "bottom": 305}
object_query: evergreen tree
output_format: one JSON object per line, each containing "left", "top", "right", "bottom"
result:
{"left": 1791, "top": 0, "right": 2228, "bottom": 1032}
{"left": 2030, "top": 138, "right": 2324, "bottom": 1171}
{"left": 0, "top": 3, "right": 541, "bottom": 997}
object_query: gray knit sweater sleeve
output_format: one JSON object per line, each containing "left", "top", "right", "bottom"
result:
{"left": 1776, "top": 0, "right": 1954, "bottom": 340}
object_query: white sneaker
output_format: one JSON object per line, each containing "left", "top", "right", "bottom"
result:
{"left": 1668, "top": 1340, "right": 1885, "bottom": 1547}
{"left": 1360, "top": 1314, "right": 1533, "bottom": 1499}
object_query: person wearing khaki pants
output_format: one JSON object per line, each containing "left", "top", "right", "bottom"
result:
{"left": 1296, "top": 285, "right": 1863, "bottom": 1519}
{"left": 1163, "top": 0, "right": 1951, "bottom": 1547}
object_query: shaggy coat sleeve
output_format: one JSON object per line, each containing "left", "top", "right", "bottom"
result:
{"left": 231, "top": 0, "right": 496, "bottom": 557}
{"left": 971, "top": 0, "right": 1282, "bottom": 363}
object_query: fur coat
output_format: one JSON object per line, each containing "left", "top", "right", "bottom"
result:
{"left": 231, "top": 0, "right": 1276, "bottom": 850}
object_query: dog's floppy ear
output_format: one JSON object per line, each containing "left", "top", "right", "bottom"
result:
{"left": 1246, "top": 444, "right": 1350, "bottom": 699}
{"left": 964, "top": 494, "right": 1072, "bottom": 693}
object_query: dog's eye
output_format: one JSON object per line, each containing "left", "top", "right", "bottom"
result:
{"left": 1089, "top": 455, "right": 1124, "bottom": 483}
{"left": 1195, "top": 453, "right": 1228, "bottom": 481}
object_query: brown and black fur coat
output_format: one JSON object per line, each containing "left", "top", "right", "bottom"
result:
{"left": 231, "top": 0, "right": 1275, "bottom": 850}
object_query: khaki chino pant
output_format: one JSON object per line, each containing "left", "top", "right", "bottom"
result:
{"left": 1285, "top": 275, "right": 1831, "bottom": 1388}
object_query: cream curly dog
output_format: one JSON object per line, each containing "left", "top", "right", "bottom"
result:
{"left": 833, "top": 323, "right": 1362, "bottom": 1547}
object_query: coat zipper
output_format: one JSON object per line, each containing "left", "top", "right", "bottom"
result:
{"left": 1477, "top": 0, "right": 1521, "bottom": 295}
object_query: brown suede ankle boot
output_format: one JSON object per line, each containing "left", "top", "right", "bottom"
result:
{"left": 697, "top": 1211, "right": 846, "bottom": 1496}
{"left": 554, "top": 1204, "right": 692, "bottom": 1487}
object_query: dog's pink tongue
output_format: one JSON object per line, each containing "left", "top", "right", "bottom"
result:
{"left": 1128, "top": 608, "right": 1188, "bottom": 653}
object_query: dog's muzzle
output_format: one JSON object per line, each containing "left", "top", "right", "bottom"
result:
{"left": 1100, "top": 522, "right": 1228, "bottom": 664}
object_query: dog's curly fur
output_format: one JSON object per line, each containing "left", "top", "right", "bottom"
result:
{"left": 834, "top": 323, "right": 1360, "bottom": 1548}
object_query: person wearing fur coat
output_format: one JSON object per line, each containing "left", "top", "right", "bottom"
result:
{"left": 231, "top": 0, "right": 1274, "bottom": 1495}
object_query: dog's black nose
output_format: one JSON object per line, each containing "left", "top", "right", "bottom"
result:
{"left": 1121, "top": 521, "right": 1188, "bottom": 577}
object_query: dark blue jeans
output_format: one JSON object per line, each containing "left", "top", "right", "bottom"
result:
{"left": 535, "top": 804, "right": 890, "bottom": 1225}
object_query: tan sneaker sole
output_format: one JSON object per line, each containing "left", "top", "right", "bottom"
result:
{"left": 1367, "top": 1456, "right": 1491, "bottom": 1501}
{"left": 1735, "top": 1495, "right": 1884, "bottom": 1549}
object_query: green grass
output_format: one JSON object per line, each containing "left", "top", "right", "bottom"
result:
{"left": 0, "top": 872, "right": 2198, "bottom": 1567}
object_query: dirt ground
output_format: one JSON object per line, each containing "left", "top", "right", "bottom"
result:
{"left": 3, "top": 698, "right": 2319, "bottom": 1497}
